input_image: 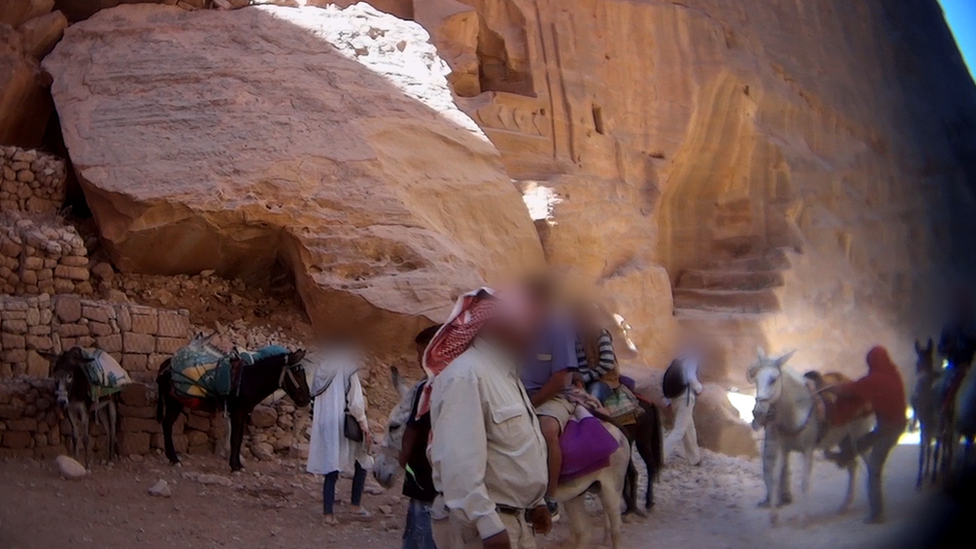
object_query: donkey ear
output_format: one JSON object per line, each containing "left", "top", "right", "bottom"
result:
{"left": 927, "top": 337, "right": 934, "bottom": 353}
{"left": 915, "top": 339, "right": 923, "bottom": 354}
{"left": 757, "top": 347, "right": 768, "bottom": 360}
{"left": 390, "top": 366, "right": 401, "bottom": 388}
{"left": 775, "top": 349, "right": 797, "bottom": 368}
{"left": 290, "top": 349, "right": 307, "bottom": 364}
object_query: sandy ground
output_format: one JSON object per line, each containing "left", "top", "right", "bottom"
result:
{"left": 0, "top": 442, "right": 932, "bottom": 549}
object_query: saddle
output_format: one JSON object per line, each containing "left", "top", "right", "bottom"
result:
{"left": 805, "top": 371, "right": 873, "bottom": 442}
{"left": 169, "top": 344, "right": 288, "bottom": 407}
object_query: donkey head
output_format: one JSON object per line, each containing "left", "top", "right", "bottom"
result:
{"left": 373, "top": 366, "right": 422, "bottom": 489}
{"left": 45, "top": 347, "right": 93, "bottom": 408}
{"left": 915, "top": 337, "right": 936, "bottom": 375}
{"left": 281, "top": 350, "right": 311, "bottom": 408}
{"left": 747, "top": 347, "right": 796, "bottom": 429}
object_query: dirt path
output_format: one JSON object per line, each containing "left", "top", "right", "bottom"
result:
{"left": 0, "top": 445, "right": 927, "bottom": 549}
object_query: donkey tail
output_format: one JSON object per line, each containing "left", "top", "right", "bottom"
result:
{"left": 155, "top": 359, "right": 172, "bottom": 424}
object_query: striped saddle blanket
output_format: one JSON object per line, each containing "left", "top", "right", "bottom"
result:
{"left": 170, "top": 344, "right": 289, "bottom": 400}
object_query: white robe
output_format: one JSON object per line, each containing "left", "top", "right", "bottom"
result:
{"left": 306, "top": 351, "right": 372, "bottom": 476}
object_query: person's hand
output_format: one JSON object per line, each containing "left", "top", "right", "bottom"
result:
{"left": 363, "top": 428, "right": 373, "bottom": 451}
{"left": 482, "top": 530, "right": 512, "bottom": 549}
{"left": 529, "top": 505, "right": 552, "bottom": 535}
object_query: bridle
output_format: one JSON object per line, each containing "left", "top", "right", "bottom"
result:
{"left": 278, "top": 362, "right": 305, "bottom": 391}
{"left": 753, "top": 367, "right": 817, "bottom": 436}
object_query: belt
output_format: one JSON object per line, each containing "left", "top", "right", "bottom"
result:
{"left": 496, "top": 504, "right": 526, "bottom": 516}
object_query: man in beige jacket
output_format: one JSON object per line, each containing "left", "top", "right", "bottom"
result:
{"left": 426, "top": 290, "right": 551, "bottom": 549}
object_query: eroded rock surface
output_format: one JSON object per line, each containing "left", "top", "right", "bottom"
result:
{"left": 44, "top": 4, "right": 543, "bottom": 348}
{"left": 417, "top": 0, "right": 976, "bottom": 383}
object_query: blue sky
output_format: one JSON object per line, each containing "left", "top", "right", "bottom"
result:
{"left": 940, "top": 0, "right": 976, "bottom": 77}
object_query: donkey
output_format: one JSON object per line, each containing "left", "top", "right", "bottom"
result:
{"left": 620, "top": 398, "right": 664, "bottom": 515}
{"left": 375, "top": 367, "right": 631, "bottom": 549}
{"left": 46, "top": 347, "right": 121, "bottom": 467}
{"left": 912, "top": 338, "right": 947, "bottom": 487}
{"left": 749, "top": 347, "right": 875, "bottom": 524}
{"left": 156, "top": 334, "right": 311, "bottom": 472}
{"left": 954, "top": 359, "right": 976, "bottom": 469}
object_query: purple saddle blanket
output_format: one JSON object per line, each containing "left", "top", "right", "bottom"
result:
{"left": 559, "top": 408, "right": 619, "bottom": 483}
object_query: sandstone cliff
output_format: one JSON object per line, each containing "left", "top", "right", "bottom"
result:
{"left": 43, "top": 4, "right": 545, "bottom": 348}
{"left": 412, "top": 0, "right": 976, "bottom": 383}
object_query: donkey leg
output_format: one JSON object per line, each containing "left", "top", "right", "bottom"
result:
{"left": 106, "top": 400, "right": 118, "bottom": 461}
{"left": 769, "top": 447, "right": 785, "bottom": 525}
{"left": 563, "top": 496, "right": 588, "bottom": 549}
{"left": 79, "top": 407, "right": 92, "bottom": 469}
{"left": 162, "top": 398, "right": 184, "bottom": 465}
{"left": 598, "top": 482, "right": 625, "bottom": 549}
{"left": 229, "top": 410, "right": 246, "bottom": 472}
{"left": 838, "top": 462, "right": 857, "bottom": 513}
{"left": 799, "top": 450, "right": 814, "bottom": 523}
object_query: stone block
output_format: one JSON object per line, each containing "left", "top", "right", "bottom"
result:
{"left": 1, "top": 333, "right": 25, "bottom": 348}
{"left": 2, "top": 430, "right": 31, "bottom": 449}
{"left": 3, "top": 349, "right": 27, "bottom": 363}
{"left": 118, "top": 404, "right": 155, "bottom": 420}
{"left": 186, "top": 429, "right": 209, "bottom": 447}
{"left": 122, "top": 353, "right": 148, "bottom": 371}
{"left": 57, "top": 324, "right": 89, "bottom": 337}
{"left": 6, "top": 417, "right": 36, "bottom": 431}
{"left": 118, "top": 432, "right": 151, "bottom": 455}
{"left": 2, "top": 320, "right": 27, "bottom": 334}
{"left": 89, "top": 322, "right": 112, "bottom": 336}
{"left": 157, "top": 311, "right": 190, "bottom": 338}
{"left": 155, "top": 337, "right": 184, "bottom": 354}
{"left": 116, "top": 308, "right": 131, "bottom": 332}
{"left": 120, "top": 416, "right": 161, "bottom": 434}
{"left": 26, "top": 350, "right": 49, "bottom": 377}
{"left": 82, "top": 304, "right": 113, "bottom": 324}
{"left": 54, "top": 265, "right": 89, "bottom": 281}
{"left": 120, "top": 383, "right": 150, "bottom": 407}
{"left": 0, "top": 403, "right": 23, "bottom": 419}
{"left": 25, "top": 334, "right": 52, "bottom": 348}
{"left": 148, "top": 353, "right": 168, "bottom": 370}
{"left": 185, "top": 413, "right": 210, "bottom": 432}
{"left": 54, "top": 295, "right": 82, "bottom": 322}
{"left": 123, "top": 333, "right": 155, "bottom": 354}
{"left": 131, "top": 313, "right": 157, "bottom": 335}
{"left": 95, "top": 334, "right": 122, "bottom": 353}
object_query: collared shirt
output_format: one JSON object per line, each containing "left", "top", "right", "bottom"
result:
{"left": 429, "top": 338, "right": 549, "bottom": 540}
{"left": 520, "top": 317, "right": 578, "bottom": 392}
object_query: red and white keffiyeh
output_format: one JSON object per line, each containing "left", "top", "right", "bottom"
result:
{"left": 415, "top": 288, "right": 499, "bottom": 419}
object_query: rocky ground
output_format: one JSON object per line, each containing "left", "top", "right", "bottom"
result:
{"left": 0, "top": 443, "right": 928, "bottom": 549}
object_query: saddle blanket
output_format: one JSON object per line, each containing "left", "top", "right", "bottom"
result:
{"left": 83, "top": 349, "right": 132, "bottom": 400}
{"left": 170, "top": 344, "right": 289, "bottom": 400}
{"left": 559, "top": 407, "right": 619, "bottom": 483}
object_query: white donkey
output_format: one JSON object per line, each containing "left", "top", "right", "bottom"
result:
{"left": 374, "top": 367, "right": 631, "bottom": 549}
{"left": 748, "top": 348, "right": 874, "bottom": 524}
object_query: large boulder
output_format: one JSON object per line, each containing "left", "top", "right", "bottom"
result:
{"left": 692, "top": 383, "right": 758, "bottom": 459}
{"left": 44, "top": 4, "right": 544, "bottom": 348}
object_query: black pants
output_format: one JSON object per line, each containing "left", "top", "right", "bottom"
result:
{"left": 839, "top": 428, "right": 901, "bottom": 520}
{"left": 323, "top": 461, "right": 367, "bottom": 515}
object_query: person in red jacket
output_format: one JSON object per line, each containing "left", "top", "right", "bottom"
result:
{"left": 825, "top": 346, "right": 907, "bottom": 524}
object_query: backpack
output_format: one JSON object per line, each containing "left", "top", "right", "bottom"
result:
{"left": 662, "top": 357, "right": 688, "bottom": 399}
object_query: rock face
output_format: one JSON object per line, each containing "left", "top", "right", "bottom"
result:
{"left": 414, "top": 0, "right": 976, "bottom": 384}
{"left": 44, "top": 4, "right": 544, "bottom": 349}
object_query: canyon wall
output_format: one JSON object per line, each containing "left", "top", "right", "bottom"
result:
{"left": 414, "top": 0, "right": 976, "bottom": 383}
{"left": 36, "top": 1, "right": 976, "bottom": 386}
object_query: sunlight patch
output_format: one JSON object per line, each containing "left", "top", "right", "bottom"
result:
{"left": 520, "top": 182, "right": 562, "bottom": 223}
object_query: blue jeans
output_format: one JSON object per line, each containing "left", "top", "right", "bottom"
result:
{"left": 323, "top": 462, "right": 367, "bottom": 515}
{"left": 402, "top": 499, "right": 436, "bottom": 549}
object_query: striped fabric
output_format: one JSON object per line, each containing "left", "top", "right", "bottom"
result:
{"left": 576, "top": 329, "right": 617, "bottom": 384}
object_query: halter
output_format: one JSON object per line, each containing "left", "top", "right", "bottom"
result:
{"left": 278, "top": 361, "right": 304, "bottom": 390}
{"left": 753, "top": 367, "right": 818, "bottom": 436}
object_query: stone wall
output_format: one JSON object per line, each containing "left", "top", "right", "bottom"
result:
{"left": 0, "top": 211, "right": 91, "bottom": 297}
{"left": 0, "top": 147, "right": 66, "bottom": 213}
{"left": 0, "top": 294, "right": 191, "bottom": 379}
{"left": 0, "top": 376, "right": 309, "bottom": 460}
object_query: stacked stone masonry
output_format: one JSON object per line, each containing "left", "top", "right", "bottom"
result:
{"left": 0, "top": 378, "right": 309, "bottom": 460}
{"left": 0, "top": 294, "right": 191, "bottom": 379}
{"left": 0, "top": 147, "right": 66, "bottom": 214}
{"left": 0, "top": 210, "right": 92, "bottom": 296}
